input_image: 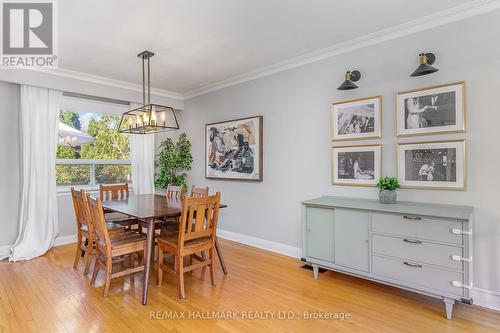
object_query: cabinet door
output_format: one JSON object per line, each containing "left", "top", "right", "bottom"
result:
{"left": 334, "top": 209, "right": 369, "bottom": 272}
{"left": 306, "top": 207, "right": 334, "bottom": 262}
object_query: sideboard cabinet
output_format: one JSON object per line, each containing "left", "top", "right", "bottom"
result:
{"left": 302, "top": 196, "right": 473, "bottom": 320}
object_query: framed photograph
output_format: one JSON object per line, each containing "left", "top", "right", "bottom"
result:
{"left": 331, "top": 96, "right": 382, "bottom": 141}
{"left": 332, "top": 144, "right": 381, "bottom": 186}
{"left": 205, "top": 116, "right": 263, "bottom": 181}
{"left": 396, "top": 82, "right": 465, "bottom": 137}
{"left": 397, "top": 140, "right": 466, "bottom": 190}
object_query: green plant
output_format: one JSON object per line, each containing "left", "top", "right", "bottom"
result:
{"left": 155, "top": 133, "right": 193, "bottom": 192}
{"left": 376, "top": 176, "right": 400, "bottom": 191}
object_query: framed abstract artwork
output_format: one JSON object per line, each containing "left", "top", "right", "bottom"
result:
{"left": 331, "top": 96, "right": 382, "bottom": 141}
{"left": 331, "top": 144, "right": 381, "bottom": 187}
{"left": 396, "top": 82, "right": 465, "bottom": 137}
{"left": 205, "top": 116, "right": 263, "bottom": 181}
{"left": 397, "top": 140, "right": 466, "bottom": 190}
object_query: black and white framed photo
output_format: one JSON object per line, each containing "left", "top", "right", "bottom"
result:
{"left": 205, "top": 115, "right": 263, "bottom": 181}
{"left": 332, "top": 144, "right": 381, "bottom": 186}
{"left": 396, "top": 82, "right": 465, "bottom": 137}
{"left": 397, "top": 140, "right": 466, "bottom": 190}
{"left": 331, "top": 96, "right": 382, "bottom": 141}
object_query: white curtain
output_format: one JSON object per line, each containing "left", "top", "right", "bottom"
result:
{"left": 8, "top": 85, "right": 61, "bottom": 261}
{"left": 130, "top": 104, "right": 156, "bottom": 195}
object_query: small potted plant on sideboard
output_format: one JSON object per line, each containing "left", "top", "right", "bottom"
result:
{"left": 376, "top": 176, "right": 400, "bottom": 204}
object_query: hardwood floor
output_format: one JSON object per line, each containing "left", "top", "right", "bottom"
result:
{"left": 0, "top": 239, "right": 498, "bottom": 333}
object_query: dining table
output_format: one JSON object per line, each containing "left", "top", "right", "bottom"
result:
{"left": 101, "top": 193, "right": 228, "bottom": 305}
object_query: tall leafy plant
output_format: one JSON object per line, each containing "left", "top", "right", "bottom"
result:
{"left": 155, "top": 133, "right": 193, "bottom": 192}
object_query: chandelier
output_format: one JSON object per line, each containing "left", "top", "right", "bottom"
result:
{"left": 118, "top": 50, "right": 179, "bottom": 134}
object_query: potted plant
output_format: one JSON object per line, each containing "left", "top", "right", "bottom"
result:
{"left": 376, "top": 176, "right": 400, "bottom": 204}
{"left": 155, "top": 133, "right": 193, "bottom": 192}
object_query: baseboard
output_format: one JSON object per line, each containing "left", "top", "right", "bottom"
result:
{"left": 0, "top": 244, "right": 11, "bottom": 260}
{"left": 53, "top": 234, "right": 77, "bottom": 247}
{"left": 471, "top": 287, "right": 500, "bottom": 312}
{"left": 217, "top": 229, "right": 302, "bottom": 259}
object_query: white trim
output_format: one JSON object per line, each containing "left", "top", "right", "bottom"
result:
{"left": 53, "top": 234, "right": 77, "bottom": 247}
{"left": 471, "top": 287, "right": 500, "bottom": 312}
{"left": 7, "top": 67, "right": 184, "bottom": 100}
{"left": 184, "top": 0, "right": 500, "bottom": 98}
{"left": 217, "top": 229, "right": 302, "bottom": 259}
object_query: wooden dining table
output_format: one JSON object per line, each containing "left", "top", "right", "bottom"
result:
{"left": 101, "top": 193, "right": 228, "bottom": 305}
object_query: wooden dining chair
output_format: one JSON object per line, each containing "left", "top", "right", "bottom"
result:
{"left": 157, "top": 192, "right": 221, "bottom": 299}
{"left": 166, "top": 184, "right": 184, "bottom": 199}
{"left": 87, "top": 194, "right": 147, "bottom": 298}
{"left": 71, "top": 188, "right": 125, "bottom": 275}
{"left": 190, "top": 185, "right": 209, "bottom": 198}
{"left": 99, "top": 184, "right": 139, "bottom": 230}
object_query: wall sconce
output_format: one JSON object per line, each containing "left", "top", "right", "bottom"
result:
{"left": 337, "top": 70, "right": 361, "bottom": 90}
{"left": 410, "top": 53, "right": 438, "bottom": 77}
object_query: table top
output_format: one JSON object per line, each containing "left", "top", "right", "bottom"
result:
{"left": 101, "top": 194, "right": 227, "bottom": 220}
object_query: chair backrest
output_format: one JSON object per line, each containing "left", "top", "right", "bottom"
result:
{"left": 178, "top": 193, "right": 221, "bottom": 248}
{"left": 86, "top": 194, "right": 111, "bottom": 253}
{"left": 166, "top": 184, "right": 184, "bottom": 200}
{"left": 100, "top": 184, "right": 130, "bottom": 200}
{"left": 71, "top": 188, "right": 91, "bottom": 233}
{"left": 190, "top": 185, "right": 209, "bottom": 198}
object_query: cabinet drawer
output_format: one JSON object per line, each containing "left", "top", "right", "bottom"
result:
{"left": 372, "top": 213, "right": 462, "bottom": 244}
{"left": 372, "top": 234, "right": 462, "bottom": 271}
{"left": 372, "top": 255, "right": 464, "bottom": 297}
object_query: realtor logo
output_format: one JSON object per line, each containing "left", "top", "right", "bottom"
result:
{"left": 1, "top": 0, "right": 57, "bottom": 67}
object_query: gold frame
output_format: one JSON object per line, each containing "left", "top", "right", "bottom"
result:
{"left": 331, "top": 144, "right": 382, "bottom": 187}
{"left": 396, "top": 81, "right": 466, "bottom": 137}
{"left": 205, "top": 115, "right": 263, "bottom": 182}
{"left": 397, "top": 139, "right": 466, "bottom": 191}
{"left": 331, "top": 96, "right": 382, "bottom": 141}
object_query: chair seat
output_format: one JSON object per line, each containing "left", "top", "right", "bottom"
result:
{"left": 97, "top": 231, "right": 146, "bottom": 250}
{"left": 157, "top": 233, "right": 211, "bottom": 250}
{"left": 105, "top": 214, "right": 138, "bottom": 226}
{"left": 81, "top": 222, "right": 124, "bottom": 233}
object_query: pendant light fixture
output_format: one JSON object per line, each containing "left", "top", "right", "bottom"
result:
{"left": 118, "top": 50, "right": 179, "bottom": 134}
{"left": 337, "top": 70, "right": 361, "bottom": 90}
{"left": 410, "top": 52, "right": 439, "bottom": 77}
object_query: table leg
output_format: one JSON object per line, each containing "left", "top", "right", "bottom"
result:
{"left": 215, "top": 237, "right": 228, "bottom": 274}
{"left": 142, "top": 218, "right": 155, "bottom": 305}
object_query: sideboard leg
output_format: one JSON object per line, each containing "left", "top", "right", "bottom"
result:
{"left": 312, "top": 265, "right": 319, "bottom": 280}
{"left": 444, "top": 297, "right": 455, "bottom": 320}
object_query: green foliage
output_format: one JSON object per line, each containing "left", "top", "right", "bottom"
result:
{"left": 59, "top": 109, "right": 81, "bottom": 130}
{"left": 155, "top": 133, "right": 193, "bottom": 192}
{"left": 80, "top": 116, "right": 129, "bottom": 159}
{"left": 376, "top": 176, "right": 400, "bottom": 191}
{"left": 56, "top": 145, "right": 78, "bottom": 159}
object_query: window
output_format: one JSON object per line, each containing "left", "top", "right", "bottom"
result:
{"left": 56, "top": 96, "right": 131, "bottom": 187}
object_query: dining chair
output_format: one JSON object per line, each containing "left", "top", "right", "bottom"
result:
{"left": 157, "top": 192, "right": 221, "bottom": 299}
{"left": 165, "top": 184, "right": 184, "bottom": 199}
{"left": 99, "top": 184, "right": 139, "bottom": 230}
{"left": 87, "top": 194, "right": 147, "bottom": 298}
{"left": 190, "top": 185, "right": 209, "bottom": 198}
{"left": 71, "top": 188, "right": 125, "bottom": 275}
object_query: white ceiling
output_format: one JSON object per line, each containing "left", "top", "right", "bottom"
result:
{"left": 58, "top": 0, "right": 484, "bottom": 96}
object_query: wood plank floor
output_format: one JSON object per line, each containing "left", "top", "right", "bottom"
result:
{"left": 0, "top": 239, "right": 499, "bottom": 333}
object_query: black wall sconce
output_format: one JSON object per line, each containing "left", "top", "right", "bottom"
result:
{"left": 337, "top": 70, "right": 361, "bottom": 90}
{"left": 410, "top": 53, "right": 439, "bottom": 77}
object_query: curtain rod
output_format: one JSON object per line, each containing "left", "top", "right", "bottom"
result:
{"left": 62, "top": 91, "right": 131, "bottom": 106}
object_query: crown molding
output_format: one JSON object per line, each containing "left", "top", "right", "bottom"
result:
{"left": 22, "top": 67, "right": 185, "bottom": 100}
{"left": 184, "top": 0, "right": 500, "bottom": 99}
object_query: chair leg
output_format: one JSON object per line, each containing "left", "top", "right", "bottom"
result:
{"left": 157, "top": 246, "right": 163, "bottom": 287}
{"left": 73, "top": 237, "right": 82, "bottom": 269}
{"left": 177, "top": 255, "right": 185, "bottom": 299}
{"left": 209, "top": 248, "right": 216, "bottom": 287}
{"left": 83, "top": 245, "right": 93, "bottom": 275}
{"left": 91, "top": 257, "right": 100, "bottom": 286}
{"left": 103, "top": 257, "right": 112, "bottom": 297}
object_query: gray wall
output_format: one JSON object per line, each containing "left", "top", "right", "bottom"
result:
{"left": 0, "top": 82, "right": 20, "bottom": 246}
{"left": 183, "top": 11, "right": 500, "bottom": 293}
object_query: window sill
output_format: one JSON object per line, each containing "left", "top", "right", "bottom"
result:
{"left": 57, "top": 186, "right": 135, "bottom": 196}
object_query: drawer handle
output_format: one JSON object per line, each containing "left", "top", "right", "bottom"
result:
{"left": 403, "top": 261, "right": 422, "bottom": 268}
{"left": 403, "top": 239, "right": 422, "bottom": 244}
{"left": 451, "top": 228, "right": 472, "bottom": 235}
{"left": 403, "top": 215, "right": 422, "bottom": 221}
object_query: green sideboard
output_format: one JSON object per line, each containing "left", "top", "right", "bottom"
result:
{"left": 302, "top": 196, "right": 473, "bottom": 320}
